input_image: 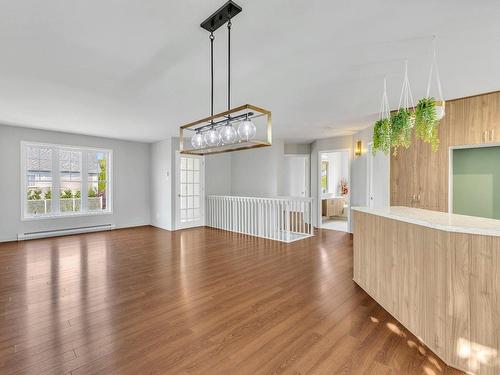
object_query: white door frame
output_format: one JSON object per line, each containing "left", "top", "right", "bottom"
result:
{"left": 317, "top": 148, "right": 351, "bottom": 231}
{"left": 175, "top": 151, "right": 206, "bottom": 230}
{"left": 367, "top": 142, "right": 374, "bottom": 208}
{"left": 284, "top": 154, "right": 310, "bottom": 198}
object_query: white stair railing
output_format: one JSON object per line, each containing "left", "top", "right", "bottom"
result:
{"left": 206, "top": 196, "right": 314, "bottom": 242}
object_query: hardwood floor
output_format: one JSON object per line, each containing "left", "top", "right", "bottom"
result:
{"left": 0, "top": 226, "right": 464, "bottom": 375}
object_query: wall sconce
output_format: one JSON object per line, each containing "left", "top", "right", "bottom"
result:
{"left": 355, "top": 140, "right": 362, "bottom": 156}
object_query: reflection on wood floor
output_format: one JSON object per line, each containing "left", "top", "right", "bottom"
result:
{"left": 0, "top": 226, "right": 464, "bottom": 374}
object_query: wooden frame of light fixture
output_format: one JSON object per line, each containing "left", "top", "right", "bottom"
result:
{"left": 179, "top": 104, "right": 272, "bottom": 155}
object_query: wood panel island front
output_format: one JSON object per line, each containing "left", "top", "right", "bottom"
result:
{"left": 353, "top": 206, "right": 500, "bottom": 375}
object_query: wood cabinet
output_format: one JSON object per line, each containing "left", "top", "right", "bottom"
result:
{"left": 354, "top": 210, "right": 500, "bottom": 375}
{"left": 483, "top": 92, "right": 500, "bottom": 142}
{"left": 391, "top": 90, "right": 500, "bottom": 212}
{"left": 321, "top": 198, "right": 346, "bottom": 218}
{"left": 448, "top": 94, "right": 500, "bottom": 145}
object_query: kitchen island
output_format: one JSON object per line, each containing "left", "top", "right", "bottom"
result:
{"left": 353, "top": 206, "right": 500, "bottom": 375}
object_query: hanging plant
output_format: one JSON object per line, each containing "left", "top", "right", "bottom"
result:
{"left": 391, "top": 61, "right": 415, "bottom": 155}
{"left": 414, "top": 36, "right": 445, "bottom": 152}
{"left": 372, "top": 78, "right": 392, "bottom": 155}
{"left": 415, "top": 97, "right": 439, "bottom": 151}
{"left": 390, "top": 109, "right": 413, "bottom": 155}
{"left": 373, "top": 118, "right": 392, "bottom": 155}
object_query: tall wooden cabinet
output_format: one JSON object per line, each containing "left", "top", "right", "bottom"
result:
{"left": 391, "top": 90, "right": 500, "bottom": 212}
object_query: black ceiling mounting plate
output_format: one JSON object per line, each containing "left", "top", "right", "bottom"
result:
{"left": 200, "top": 1, "right": 242, "bottom": 32}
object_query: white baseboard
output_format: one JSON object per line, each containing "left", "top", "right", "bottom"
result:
{"left": 17, "top": 224, "right": 115, "bottom": 240}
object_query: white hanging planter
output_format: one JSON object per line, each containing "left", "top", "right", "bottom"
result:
{"left": 434, "top": 100, "right": 446, "bottom": 121}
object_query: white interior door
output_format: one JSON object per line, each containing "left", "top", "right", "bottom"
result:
{"left": 284, "top": 155, "right": 309, "bottom": 197}
{"left": 176, "top": 153, "right": 205, "bottom": 229}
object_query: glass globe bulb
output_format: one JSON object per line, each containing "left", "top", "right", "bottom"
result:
{"left": 238, "top": 119, "right": 256, "bottom": 141}
{"left": 204, "top": 128, "right": 220, "bottom": 147}
{"left": 191, "top": 133, "right": 205, "bottom": 149}
{"left": 219, "top": 124, "right": 237, "bottom": 144}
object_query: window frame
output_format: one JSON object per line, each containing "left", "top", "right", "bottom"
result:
{"left": 21, "top": 141, "right": 113, "bottom": 221}
{"left": 321, "top": 160, "right": 329, "bottom": 194}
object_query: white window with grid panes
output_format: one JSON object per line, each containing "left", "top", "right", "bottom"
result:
{"left": 21, "top": 142, "right": 112, "bottom": 220}
{"left": 178, "top": 155, "right": 204, "bottom": 228}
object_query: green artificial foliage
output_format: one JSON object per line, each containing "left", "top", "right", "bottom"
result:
{"left": 98, "top": 159, "right": 107, "bottom": 193}
{"left": 27, "top": 189, "right": 42, "bottom": 200}
{"left": 390, "top": 109, "right": 413, "bottom": 155}
{"left": 415, "top": 97, "right": 439, "bottom": 151}
{"left": 60, "top": 189, "right": 73, "bottom": 199}
{"left": 372, "top": 118, "right": 392, "bottom": 155}
{"left": 88, "top": 187, "right": 97, "bottom": 198}
{"left": 74, "top": 190, "right": 81, "bottom": 198}
{"left": 45, "top": 189, "right": 52, "bottom": 200}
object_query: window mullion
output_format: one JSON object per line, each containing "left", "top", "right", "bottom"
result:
{"left": 82, "top": 152, "right": 88, "bottom": 213}
{"left": 21, "top": 144, "right": 27, "bottom": 219}
{"left": 52, "top": 147, "right": 60, "bottom": 214}
{"left": 106, "top": 152, "right": 111, "bottom": 213}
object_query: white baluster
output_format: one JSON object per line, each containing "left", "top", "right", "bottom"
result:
{"left": 265, "top": 201, "right": 269, "bottom": 238}
{"left": 245, "top": 199, "right": 248, "bottom": 234}
{"left": 272, "top": 201, "right": 277, "bottom": 239}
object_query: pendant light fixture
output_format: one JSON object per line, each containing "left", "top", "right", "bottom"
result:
{"left": 191, "top": 131, "right": 205, "bottom": 149}
{"left": 179, "top": 1, "right": 272, "bottom": 155}
{"left": 204, "top": 126, "right": 220, "bottom": 147}
{"left": 219, "top": 121, "right": 238, "bottom": 144}
{"left": 238, "top": 114, "right": 257, "bottom": 141}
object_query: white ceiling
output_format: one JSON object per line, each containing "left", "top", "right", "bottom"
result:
{"left": 1, "top": 1, "right": 499, "bottom": 143}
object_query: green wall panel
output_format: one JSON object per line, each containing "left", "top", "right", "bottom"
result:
{"left": 453, "top": 146, "right": 500, "bottom": 219}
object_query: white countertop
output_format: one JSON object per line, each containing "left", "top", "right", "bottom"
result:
{"left": 352, "top": 206, "right": 500, "bottom": 237}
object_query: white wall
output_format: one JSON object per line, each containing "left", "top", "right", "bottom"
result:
{"left": 230, "top": 140, "right": 285, "bottom": 197}
{"left": 150, "top": 139, "right": 173, "bottom": 230}
{"left": 350, "top": 125, "right": 390, "bottom": 209}
{"left": 205, "top": 153, "right": 232, "bottom": 195}
{"left": 0, "top": 121, "right": 387, "bottom": 240}
{"left": 150, "top": 137, "right": 182, "bottom": 231}
{"left": 0, "top": 124, "right": 151, "bottom": 242}
{"left": 284, "top": 143, "right": 311, "bottom": 155}
{"left": 150, "top": 139, "right": 286, "bottom": 229}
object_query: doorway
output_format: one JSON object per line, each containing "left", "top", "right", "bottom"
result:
{"left": 318, "top": 149, "right": 350, "bottom": 232}
{"left": 283, "top": 154, "right": 310, "bottom": 198}
{"left": 175, "top": 153, "right": 205, "bottom": 229}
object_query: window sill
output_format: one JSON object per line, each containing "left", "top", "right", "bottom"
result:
{"left": 21, "top": 210, "right": 113, "bottom": 222}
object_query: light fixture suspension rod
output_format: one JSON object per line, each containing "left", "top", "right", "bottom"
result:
{"left": 227, "top": 19, "right": 231, "bottom": 112}
{"left": 210, "top": 31, "right": 215, "bottom": 120}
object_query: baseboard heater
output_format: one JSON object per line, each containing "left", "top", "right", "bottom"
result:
{"left": 18, "top": 224, "right": 115, "bottom": 241}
